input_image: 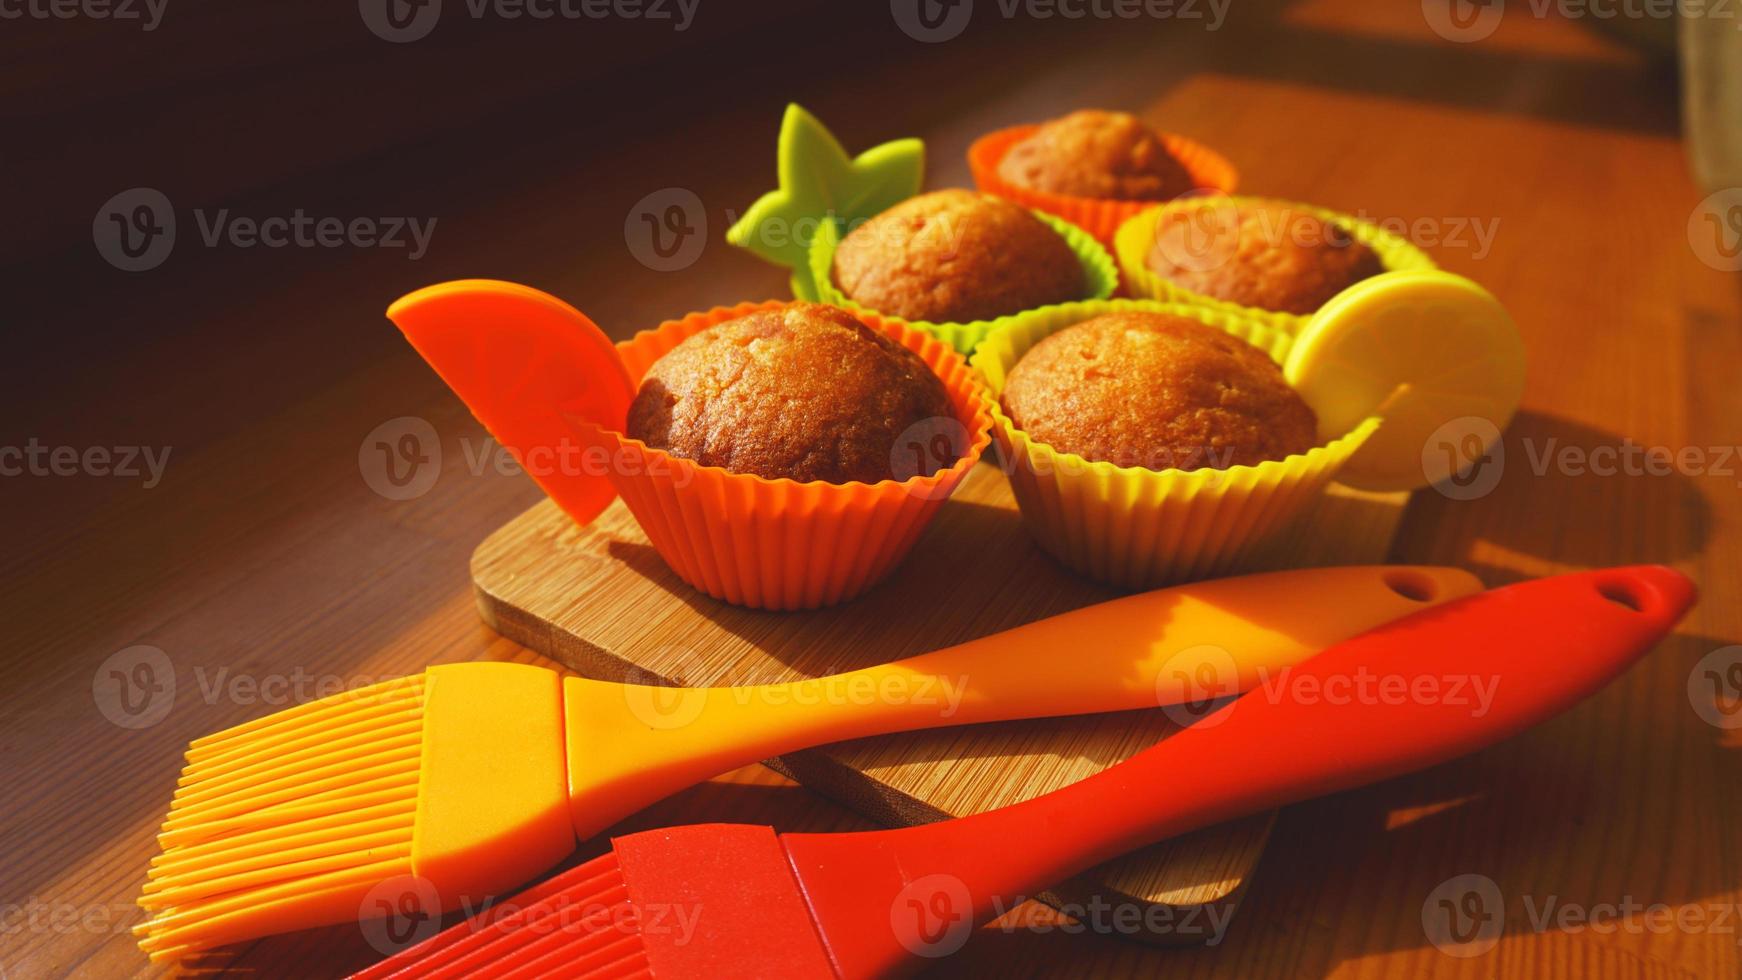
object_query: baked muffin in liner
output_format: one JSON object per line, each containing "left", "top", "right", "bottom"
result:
{"left": 804, "top": 208, "right": 1118, "bottom": 356}
{"left": 1114, "top": 195, "right": 1436, "bottom": 335}
{"left": 968, "top": 124, "right": 1239, "bottom": 251}
{"left": 724, "top": 104, "right": 1117, "bottom": 357}
{"left": 970, "top": 298, "right": 1379, "bottom": 590}
{"left": 581, "top": 300, "right": 993, "bottom": 611}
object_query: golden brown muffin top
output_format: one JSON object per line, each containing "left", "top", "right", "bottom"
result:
{"left": 831, "top": 189, "right": 1084, "bottom": 324}
{"left": 997, "top": 109, "right": 1195, "bottom": 202}
{"left": 624, "top": 303, "right": 956, "bottom": 485}
{"left": 1145, "top": 200, "right": 1382, "bottom": 315}
{"left": 1000, "top": 311, "right": 1318, "bottom": 471}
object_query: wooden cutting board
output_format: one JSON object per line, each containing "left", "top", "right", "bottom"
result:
{"left": 471, "top": 462, "right": 1408, "bottom": 945}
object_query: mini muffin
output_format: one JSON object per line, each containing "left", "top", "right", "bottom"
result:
{"left": 625, "top": 302, "right": 955, "bottom": 484}
{"left": 1146, "top": 200, "right": 1382, "bottom": 315}
{"left": 1000, "top": 311, "right": 1317, "bottom": 471}
{"left": 997, "top": 110, "right": 1195, "bottom": 202}
{"left": 831, "top": 189, "right": 1084, "bottom": 324}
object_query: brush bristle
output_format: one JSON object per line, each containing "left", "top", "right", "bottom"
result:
{"left": 136, "top": 674, "right": 427, "bottom": 960}
{"left": 350, "top": 852, "right": 653, "bottom": 980}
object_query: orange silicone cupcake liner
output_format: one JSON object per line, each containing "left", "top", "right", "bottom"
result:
{"left": 968, "top": 124, "right": 1240, "bottom": 251}
{"left": 585, "top": 300, "right": 994, "bottom": 611}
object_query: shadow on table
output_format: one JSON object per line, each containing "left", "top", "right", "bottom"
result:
{"left": 1399, "top": 408, "right": 1713, "bottom": 577}
{"left": 601, "top": 493, "right": 1113, "bottom": 678}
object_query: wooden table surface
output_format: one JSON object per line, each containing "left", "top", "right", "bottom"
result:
{"left": 5, "top": 1, "right": 1738, "bottom": 977}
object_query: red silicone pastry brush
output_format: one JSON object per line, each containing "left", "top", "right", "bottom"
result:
{"left": 353, "top": 565, "right": 1694, "bottom": 980}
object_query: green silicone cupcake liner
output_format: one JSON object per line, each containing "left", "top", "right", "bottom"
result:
{"left": 970, "top": 298, "right": 1381, "bottom": 589}
{"left": 805, "top": 209, "right": 1120, "bottom": 355}
{"left": 1114, "top": 196, "right": 1438, "bottom": 336}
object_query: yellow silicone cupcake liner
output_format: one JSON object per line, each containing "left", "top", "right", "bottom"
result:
{"left": 804, "top": 209, "right": 1119, "bottom": 355}
{"left": 971, "top": 299, "right": 1380, "bottom": 590}
{"left": 1114, "top": 195, "right": 1437, "bottom": 336}
{"left": 582, "top": 300, "right": 994, "bottom": 611}
{"left": 968, "top": 124, "right": 1239, "bottom": 251}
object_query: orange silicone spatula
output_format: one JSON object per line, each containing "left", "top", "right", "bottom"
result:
{"left": 387, "top": 279, "right": 635, "bottom": 528}
{"left": 133, "top": 565, "right": 1477, "bottom": 962}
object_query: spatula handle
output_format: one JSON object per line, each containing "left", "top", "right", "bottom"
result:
{"left": 562, "top": 566, "right": 1481, "bottom": 838}
{"left": 785, "top": 565, "right": 1696, "bottom": 978}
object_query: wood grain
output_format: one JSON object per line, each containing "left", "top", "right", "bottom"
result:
{"left": 4, "top": 1, "right": 1737, "bottom": 978}
{"left": 472, "top": 463, "right": 1407, "bottom": 942}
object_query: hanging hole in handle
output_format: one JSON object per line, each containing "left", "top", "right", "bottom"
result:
{"left": 1383, "top": 569, "right": 1438, "bottom": 603}
{"left": 1598, "top": 580, "right": 1644, "bottom": 613}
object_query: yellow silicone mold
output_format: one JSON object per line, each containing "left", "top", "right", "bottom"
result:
{"left": 1114, "top": 196, "right": 1437, "bottom": 335}
{"left": 805, "top": 208, "right": 1119, "bottom": 355}
{"left": 971, "top": 299, "right": 1380, "bottom": 589}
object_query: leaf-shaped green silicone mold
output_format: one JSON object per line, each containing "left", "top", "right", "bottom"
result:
{"left": 726, "top": 103, "right": 924, "bottom": 297}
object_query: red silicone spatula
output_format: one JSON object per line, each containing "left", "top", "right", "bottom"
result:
{"left": 353, "top": 565, "right": 1694, "bottom": 980}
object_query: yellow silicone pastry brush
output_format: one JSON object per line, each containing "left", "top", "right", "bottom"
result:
{"left": 134, "top": 565, "right": 1478, "bottom": 961}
